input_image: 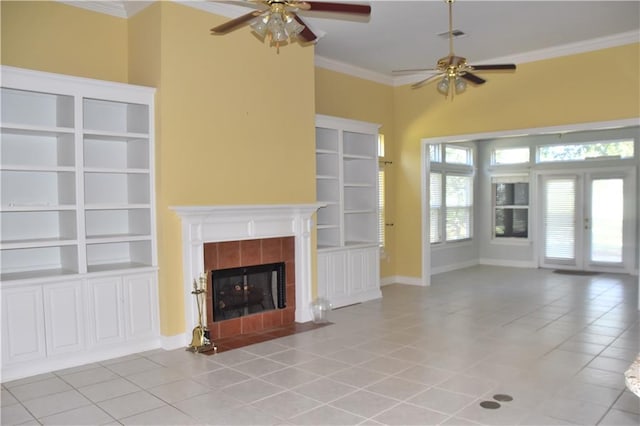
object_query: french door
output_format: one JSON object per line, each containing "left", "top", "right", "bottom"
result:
{"left": 539, "top": 170, "right": 635, "bottom": 272}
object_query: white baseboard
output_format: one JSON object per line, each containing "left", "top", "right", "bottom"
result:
{"left": 1, "top": 338, "right": 161, "bottom": 383}
{"left": 380, "top": 275, "right": 424, "bottom": 286}
{"left": 161, "top": 333, "right": 189, "bottom": 351}
{"left": 330, "top": 289, "right": 382, "bottom": 309}
{"left": 431, "top": 260, "right": 479, "bottom": 275}
{"left": 478, "top": 258, "right": 538, "bottom": 268}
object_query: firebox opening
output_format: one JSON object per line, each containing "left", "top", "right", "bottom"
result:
{"left": 211, "top": 262, "right": 286, "bottom": 322}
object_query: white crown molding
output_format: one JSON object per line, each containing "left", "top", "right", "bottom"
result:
{"left": 473, "top": 30, "right": 640, "bottom": 67}
{"left": 58, "top": 0, "right": 154, "bottom": 18}
{"left": 58, "top": 0, "right": 255, "bottom": 18}
{"left": 175, "top": 0, "right": 250, "bottom": 18}
{"left": 58, "top": 1, "right": 127, "bottom": 18}
{"left": 315, "top": 56, "right": 394, "bottom": 86}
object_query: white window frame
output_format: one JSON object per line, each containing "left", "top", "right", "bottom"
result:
{"left": 428, "top": 143, "right": 475, "bottom": 245}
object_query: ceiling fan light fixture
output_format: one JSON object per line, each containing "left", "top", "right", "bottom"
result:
{"left": 455, "top": 77, "right": 466, "bottom": 93}
{"left": 284, "top": 13, "right": 304, "bottom": 36}
{"left": 437, "top": 76, "right": 450, "bottom": 94}
{"left": 267, "top": 12, "right": 288, "bottom": 41}
{"left": 250, "top": 15, "right": 270, "bottom": 38}
{"left": 250, "top": 9, "right": 303, "bottom": 45}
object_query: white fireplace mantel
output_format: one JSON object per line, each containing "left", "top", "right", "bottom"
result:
{"left": 171, "top": 203, "right": 325, "bottom": 343}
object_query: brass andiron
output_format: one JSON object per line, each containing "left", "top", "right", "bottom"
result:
{"left": 187, "top": 272, "right": 217, "bottom": 353}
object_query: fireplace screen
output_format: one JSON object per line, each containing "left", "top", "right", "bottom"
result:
{"left": 211, "top": 262, "right": 286, "bottom": 321}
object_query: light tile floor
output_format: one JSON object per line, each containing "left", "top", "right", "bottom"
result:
{"left": 2, "top": 266, "right": 639, "bottom": 425}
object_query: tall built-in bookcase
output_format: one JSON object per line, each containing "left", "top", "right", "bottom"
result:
{"left": 315, "top": 115, "right": 381, "bottom": 308}
{"left": 0, "top": 66, "right": 159, "bottom": 381}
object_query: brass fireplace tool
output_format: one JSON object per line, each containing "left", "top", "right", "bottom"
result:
{"left": 187, "top": 272, "right": 217, "bottom": 353}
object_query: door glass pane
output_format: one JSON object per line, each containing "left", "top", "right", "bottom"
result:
{"left": 544, "top": 178, "right": 576, "bottom": 260}
{"left": 591, "top": 178, "right": 623, "bottom": 263}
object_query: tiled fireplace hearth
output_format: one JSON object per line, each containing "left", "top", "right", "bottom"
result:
{"left": 171, "top": 204, "right": 324, "bottom": 344}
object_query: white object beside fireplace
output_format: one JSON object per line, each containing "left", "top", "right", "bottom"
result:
{"left": 171, "top": 204, "right": 325, "bottom": 343}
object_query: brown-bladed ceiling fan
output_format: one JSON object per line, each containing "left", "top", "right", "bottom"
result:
{"left": 210, "top": 1, "right": 371, "bottom": 50}
{"left": 394, "top": 0, "right": 516, "bottom": 98}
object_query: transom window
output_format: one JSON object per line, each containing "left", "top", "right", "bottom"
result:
{"left": 493, "top": 147, "right": 530, "bottom": 165}
{"left": 537, "top": 139, "right": 634, "bottom": 163}
{"left": 430, "top": 143, "right": 473, "bottom": 166}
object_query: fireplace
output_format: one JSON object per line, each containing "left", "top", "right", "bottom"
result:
{"left": 171, "top": 204, "right": 324, "bottom": 347}
{"left": 204, "top": 237, "right": 296, "bottom": 338}
{"left": 212, "top": 262, "right": 286, "bottom": 321}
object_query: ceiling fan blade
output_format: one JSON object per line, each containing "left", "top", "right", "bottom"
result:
{"left": 302, "top": 1, "right": 371, "bottom": 15}
{"left": 210, "top": 10, "right": 265, "bottom": 34}
{"left": 411, "top": 73, "right": 443, "bottom": 89}
{"left": 461, "top": 72, "right": 486, "bottom": 85}
{"left": 470, "top": 64, "right": 517, "bottom": 71}
{"left": 293, "top": 14, "right": 318, "bottom": 42}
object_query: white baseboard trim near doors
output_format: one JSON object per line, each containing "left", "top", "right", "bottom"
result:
{"left": 380, "top": 276, "right": 424, "bottom": 286}
{"left": 478, "top": 258, "right": 538, "bottom": 269}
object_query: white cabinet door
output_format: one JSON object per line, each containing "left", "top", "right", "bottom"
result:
{"left": 86, "top": 276, "right": 125, "bottom": 346}
{"left": 351, "top": 246, "right": 380, "bottom": 294}
{"left": 349, "top": 248, "right": 368, "bottom": 294}
{"left": 43, "top": 280, "right": 85, "bottom": 355}
{"left": 318, "top": 250, "right": 348, "bottom": 307}
{"left": 123, "top": 272, "right": 157, "bottom": 340}
{"left": 318, "top": 246, "right": 381, "bottom": 309}
{"left": 1, "top": 286, "right": 46, "bottom": 364}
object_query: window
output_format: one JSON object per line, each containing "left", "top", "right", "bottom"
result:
{"left": 378, "top": 168, "right": 385, "bottom": 247}
{"left": 378, "top": 134, "right": 386, "bottom": 248}
{"left": 537, "top": 139, "right": 634, "bottom": 163}
{"left": 445, "top": 145, "right": 473, "bottom": 165}
{"left": 446, "top": 174, "right": 473, "bottom": 241}
{"left": 430, "top": 172, "right": 474, "bottom": 243}
{"left": 493, "top": 147, "right": 530, "bottom": 165}
{"left": 429, "top": 143, "right": 474, "bottom": 244}
{"left": 429, "top": 144, "right": 441, "bottom": 163}
{"left": 430, "top": 172, "right": 442, "bottom": 243}
{"left": 493, "top": 176, "right": 529, "bottom": 239}
{"left": 430, "top": 143, "right": 473, "bottom": 165}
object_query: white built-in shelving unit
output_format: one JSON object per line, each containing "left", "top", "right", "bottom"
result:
{"left": 315, "top": 115, "right": 381, "bottom": 308}
{"left": 0, "top": 66, "right": 159, "bottom": 381}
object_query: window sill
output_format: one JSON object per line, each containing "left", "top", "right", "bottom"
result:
{"left": 431, "top": 239, "right": 474, "bottom": 251}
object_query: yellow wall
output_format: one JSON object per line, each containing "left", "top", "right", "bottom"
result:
{"left": 1, "top": 1, "right": 128, "bottom": 82}
{"left": 315, "top": 68, "right": 396, "bottom": 277}
{"left": 1, "top": 1, "right": 317, "bottom": 337}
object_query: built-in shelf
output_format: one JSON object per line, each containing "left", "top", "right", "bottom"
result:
{"left": 315, "top": 114, "right": 382, "bottom": 309}
{"left": 1, "top": 66, "right": 159, "bottom": 381}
